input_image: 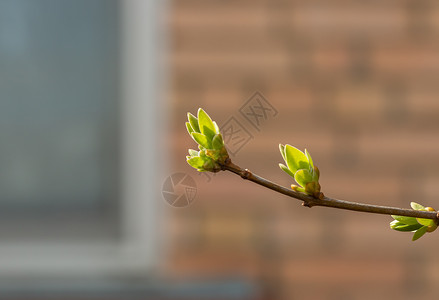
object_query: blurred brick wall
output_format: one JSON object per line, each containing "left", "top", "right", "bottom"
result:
{"left": 164, "top": 1, "right": 439, "bottom": 299}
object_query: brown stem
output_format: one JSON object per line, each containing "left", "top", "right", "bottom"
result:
{"left": 221, "top": 160, "right": 439, "bottom": 221}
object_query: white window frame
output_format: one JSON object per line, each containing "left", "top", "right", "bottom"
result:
{"left": 0, "top": 0, "right": 166, "bottom": 278}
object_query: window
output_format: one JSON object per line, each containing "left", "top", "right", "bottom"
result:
{"left": 0, "top": 0, "right": 163, "bottom": 278}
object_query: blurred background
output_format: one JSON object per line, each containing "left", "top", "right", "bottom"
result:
{"left": 1, "top": 0, "right": 439, "bottom": 299}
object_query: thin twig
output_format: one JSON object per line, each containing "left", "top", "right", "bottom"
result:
{"left": 221, "top": 160, "right": 439, "bottom": 222}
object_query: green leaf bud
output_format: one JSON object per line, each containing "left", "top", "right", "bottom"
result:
{"left": 188, "top": 149, "right": 199, "bottom": 157}
{"left": 198, "top": 108, "right": 216, "bottom": 140}
{"left": 411, "top": 202, "right": 426, "bottom": 211}
{"left": 285, "top": 144, "right": 309, "bottom": 174}
{"left": 279, "top": 163, "right": 294, "bottom": 178}
{"left": 391, "top": 215, "right": 419, "bottom": 225}
{"left": 294, "top": 169, "right": 313, "bottom": 188}
{"left": 212, "top": 134, "right": 224, "bottom": 150}
{"left": 191, "top": 132, "right": 211, "bottom": 149}
{"left": 186, "top": 122, "right": 194, "bottom": 135}
{"left": 187, "top": 113, "right": 200, "bottom": 133}
{"left": 390, "top": 220, "right": 423, "bottom": 232}
{"left": 187, "top": 156, "right": 205, "bottom": 170}
{"left": 412, "top": 226, "right": 428, "bottom": 241}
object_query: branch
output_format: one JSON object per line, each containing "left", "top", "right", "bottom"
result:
{"left": 221, "top": 159, "right": 439, "bottom": 222}
{"left": 186, "top": 108, "right": 438, "bottom": 240}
